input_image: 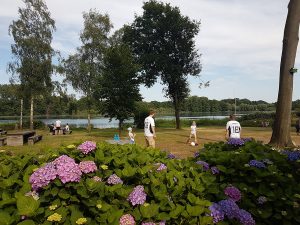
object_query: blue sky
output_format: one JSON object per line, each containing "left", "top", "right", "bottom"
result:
{"left": 1, "top": 0, "right": 299, "bottom": 103}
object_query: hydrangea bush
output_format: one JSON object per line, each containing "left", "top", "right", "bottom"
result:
{"left": 195, "top": 140, "right": 300, "bottom": 225}
{"left": 0, "top": 139, "right": 300, "bottom": 224}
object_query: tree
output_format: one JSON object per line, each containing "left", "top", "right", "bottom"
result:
{"left": 8, "top": 0, "right": 56, "bottom": 130}
{"left": 63, "top": 9, "right": 112, "bottom": 131}
{"left": 124, "top": 0, "right": 201, "bottom": 129}
{"left": 95, "top": 42, "right": 141, "bottom": 135}
{"left": 269, "top": 0, "right": 300, "bottom": 147}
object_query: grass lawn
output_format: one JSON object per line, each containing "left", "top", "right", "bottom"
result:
{"left": 1, "top": 126, "right": 300, "bottom": 158}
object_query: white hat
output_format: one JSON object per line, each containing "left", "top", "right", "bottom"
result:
{"left": 127, "top": 127, "right": 132, "bottom": 131}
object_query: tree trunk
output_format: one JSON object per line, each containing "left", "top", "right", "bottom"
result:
{"left": 118, "top": 120, "right": 123, "bottom": 137}
{"left": 20, "top": 99, "right": 23, "bottom": 130}
{"left": 30, "top": 96, "right": 34, "bottom": 130}
{"left": 173, "top": 94, "right": 181, "bottom": 129}
{"left": 87, "top": 111, "right": 91, "bottom": 133}
{"left": 269, "top": 0, "right": 300, "bottom": 147}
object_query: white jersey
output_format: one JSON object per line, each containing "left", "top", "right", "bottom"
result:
{"left": 190, "top": 125, "right": 197, "bottom": 135}
{"left": 226, "top": 120, "right": 241, "bottom": 138}
{"left": 55, "top": 120, "right": 61, "bottom": 128}
{"left": 144, "top": 116, "right": 155, "bottom": 137}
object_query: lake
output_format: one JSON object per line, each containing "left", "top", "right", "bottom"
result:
{"left": 0, "top": 115, "right": 229, "bottom": 129}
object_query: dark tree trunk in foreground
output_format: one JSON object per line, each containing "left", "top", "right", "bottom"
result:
{"left": 270, "top": 0, "right": 300, "bottom": 147}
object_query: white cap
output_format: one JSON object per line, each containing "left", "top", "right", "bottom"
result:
{"left": 127, "top": 127, "right": 132, "bottom": 131}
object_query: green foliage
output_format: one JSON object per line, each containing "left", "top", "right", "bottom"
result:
{"left": 8, "top": 0, "right": 56, "bottom": 97}
{"left": 124, "top": 0, "right": 201, "bottom": 128}
{"left": 133, "top": 102, "right": 150, "bottom": 129}
{"left": 195, "top": 140, "right": 300, "bottom": 225}
{"left": 95, "top": 41, "right": 141, "bottom": 131}
{"left": 1, "top": 139, "right": 300, "bottom": 224}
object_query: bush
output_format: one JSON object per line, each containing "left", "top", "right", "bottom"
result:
{"left": 0, "top": 139, "right": 299, "bottom": 224}
{"left": 194, "top": 140, "right": 300, "bottom": 225}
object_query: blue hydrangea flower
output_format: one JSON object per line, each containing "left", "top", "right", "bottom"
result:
{"left": 209, "top": 203, "right": 225, "bottom": 223}
{"left": 237, "top": 209, "right": 255, "bottom": 225}
{"left": 282, "top": 150, "right": 300, "bottom": 161}
{"left": 218, "top": 199, "right": 240, "bottom": 219}
{"left": 227, "top": 138, "right": 245, "bottom": 146}
{"left": 211, "top": 166, "right": 220, "bottom": 175}
{"left": 167, "top": 153, "right": 176, "bottom": 159}
{"left": 249, "top": 160, "right": 266, "bottom": 168}
{"left": 196, "top": 160, "right": 210, "bottom": 171}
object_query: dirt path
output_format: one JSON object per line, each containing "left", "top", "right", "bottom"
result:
{"left": 135, "top": 127, "right": 300, "bottom": 158}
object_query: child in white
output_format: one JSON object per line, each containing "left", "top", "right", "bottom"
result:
{"left": 186, "top": 121, "right": 198, "bottom": 144}
{"left": 226, "top": 115, "right": 241, "bottom": 139}
{"left": 128, "top": 127, "right": 136, "bottom": 144}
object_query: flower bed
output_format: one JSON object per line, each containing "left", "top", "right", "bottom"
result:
{"left": 0, "top": 139, "right": 299, "bottom": 224}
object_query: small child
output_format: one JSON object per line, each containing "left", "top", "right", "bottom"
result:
{"left": 186, "top": 121, "right": 198, "bottom": 145}
{"left": 128, "top": 127, "right": 136, "bottom": 144}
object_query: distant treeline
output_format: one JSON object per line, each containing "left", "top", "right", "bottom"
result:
{"left": 2, "top": 84, "right": 300, "bottom": 117}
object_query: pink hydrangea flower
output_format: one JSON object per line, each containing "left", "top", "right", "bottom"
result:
{"left": 77, "top": 141, "right": 97, "bottom": 154}
{"left": 119, "top": 214, "right": 135, "bottom": 225}
{"left": 79, "top": 161, "right": 97, "bottom": 174}
{"left": 127, "top": 185, "right": 147, "bottom": 206}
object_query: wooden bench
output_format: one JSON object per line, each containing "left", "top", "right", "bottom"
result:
{"left": 7, "top": 131, "right": 35, "bottom": 146}
{"left": 28, "top": 135, "right": 43, "bottom": 145}
{"left": 0, "top": 137, "right": 7, "bottom": 146}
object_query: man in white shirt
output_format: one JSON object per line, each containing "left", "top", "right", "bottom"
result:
{"left": 144, "top": 110, "right": 156, "bottom": 148}
{"left": 226, "top": 114, "right": 241, "bottom": 139}
{"left": 55, "top": 119, "right": 61, "bottom": 135}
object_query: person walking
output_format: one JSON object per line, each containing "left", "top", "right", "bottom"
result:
{"left": 186, "top": 121, "right": 198, "bottom": 145}
{"left": 144, "top": 110, "right": 156, "bottom": 148}
{"left": 225, "top": 114, "right": 241, "bottom": 139}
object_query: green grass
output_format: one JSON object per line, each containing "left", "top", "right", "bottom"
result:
{"left": 1, "top": 126, "right": 300, "bottom": 158}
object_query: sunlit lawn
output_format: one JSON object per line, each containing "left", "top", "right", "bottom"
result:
{"left": 1, "top": 126, "right": 300, "bottom": 158}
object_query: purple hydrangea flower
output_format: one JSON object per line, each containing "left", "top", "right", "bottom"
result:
{"left": 79, "top": 161, "right": 97, "bottom": 174}
{"left": 194, "top": 152, "right": 200, "bottom": 158}
{"left": 196, "top": 160, "right": 210, "bottom": 171}
{"left": 54, "top": 155, "right": 82, "bottom": 183}
{"left": 209, "top": 203, "right": 225, "bottom": 223}
{"left": 107, "top": 174, "right": 123, "bottom": 185}
{"left": 29, "top": 162, "right": 57, "bottom": 190}
{"left": 257, "top": 196, "right": 267, "bottom": 205}
{"left": 77, "top": 141, "right": 97, "bottom": 154}
{"left": 218, "top": 199, "right": 240, "bottom": 219}
{"left": 211, "top": 166, "right": 220, "bottom": 175}
{"left": 237, "top": 209, "right": 256, "bottom": 225}
{"left": 156, "top": 163, "right": 167, "bottom": 171}
{"left": 127, "top": 185, "right": 147, "bottom": 206}
{"left": 227, "top": 138, "right": 245, "bottom": 146}
{"left": 158, "top": 221, "right": 166, "bottom": 225}
{"left": 119, "top": 214, "right": 135, "bottom": 225}
{"left": 167, "top": 153, "right": 176, "bottom": 159}
{"left": 224, "top": 186, "right": 241, "bottom": 202}
{"left": 249, "top": 160, "right": 266, "bottom": 169}
{"left": 282, "top": 150, "right": 300, "bottom": 161}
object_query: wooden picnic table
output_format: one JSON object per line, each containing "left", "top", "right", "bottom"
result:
{"left": 6, "top": 131, "right": 36, "bottom": 146}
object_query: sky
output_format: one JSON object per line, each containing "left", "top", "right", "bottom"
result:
{"left": 1, "top": 0, "right": 299, "bottom": 103}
